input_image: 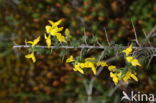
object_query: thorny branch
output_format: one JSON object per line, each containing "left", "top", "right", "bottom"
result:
{"left": 12, "top": 23, "right": 156, "bottom": 102}
{"left": 13, "top": 45, "right": 156, "bottom": 50}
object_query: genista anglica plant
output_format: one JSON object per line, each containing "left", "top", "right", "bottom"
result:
{"left": 13, "top": 19, "right": 156, "bottom": 102}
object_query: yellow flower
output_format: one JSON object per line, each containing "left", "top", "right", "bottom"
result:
{"left": 45, "top": 25, "right": 65, "bottom": 42}
{"left": 48, "top": 19, "right": 63, "bottom": 27}
{"left": 66, "top": 56, "right": 74, "bottom": 63}
{"left": 126, "top": 56, "right": 134, "bottom": 62}
{"left": 108, "top": 65, "right": 116, "bottom": 71}
{"left": 126, "top": 56, "right": 141, "bottom": 67}
{"left": 76, "top": 68, "right": 84, "bottom": 74}
{"left": 27, "top": 36, "right": 40, "bottom": 46}
{"left": 131, "top": 59, "right": 141, "bottom": 67}
{"left": 110, "top": 72, "right": 119, "bottom": 85}
{"left": 45, "top": 26, "right": 63, "bottom": 36}
{"left": 84, "top": 61, "right": 96, "bottom": 75}
{"left": 25, "top": 52, "right": 36, "bottom": 63}
{"left": 85, "top": 57, "right": 96, "bottom": 61}
{"left": 130, "top": 74, "right": 138, "bottom": 81}
{"left": 45, "top": 19, "right": 67, "bottom": 43}
{"left": 73, "top": 63, "right": 84, "bottom": 74}
{"left": 123, "top": 71, "right": 138, "bottom": 84}
{"left": 56, "top": 33, "right": 66, "bottom": 42}
{"left": 65, "top": 28, "right": 72, "bottom": 39}
{"left": 123, "top": 71, "right": 131, "bottom": 84}
{"left": 44, "top": 34, "right": 51, "bottom": 48}
{"left": 122, "top": 44, "right": 132, "bottom": 55}
{"left": 96, "top": 61, "right": 108, "bottom": 67}
{"left": 45, "top": 25, "right": 52, "bottom": 34}
{"left": 123, "top": 76, "right": 129, "bottom": 84}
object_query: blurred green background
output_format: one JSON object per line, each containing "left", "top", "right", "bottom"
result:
{"left": 0, "top": 0, "right": 156, "bottom": 103}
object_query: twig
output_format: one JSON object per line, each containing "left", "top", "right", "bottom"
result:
{"left": 147, "top": 25, "right": 156, "bottom": 38}
{"left": 83, "top": 29, "right": 88, "bottom": 46}
{"left": 80, "top": 48, "right": 84, "bottom": 60}
{"left": 147, "top": 55, "right": 154, "bottom": 69}
{"left": 131, "top": 20, "right": 142, "bottom": 47}
{"left": 143, "top": 29, "right": 152, "bottom": 46}
{"left": 104, "top": 27, "right": 111, "bottom": 46}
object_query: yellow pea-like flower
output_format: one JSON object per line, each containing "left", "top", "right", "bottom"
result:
{"left": 45, "top": 19, "right": 66, "bottom": 43}
{"left": 110, "top": 72, "right": 119, "bottom": 85}
{"left": 126, "top": 56, "right": 141, "bottom": 67}
{"left": 122, "top": 44, "right": 132, "bottom": 55}
{"left": 74, "top": 68, "right": 84, "bottom": 74}
{"left": 85, "top": 61, "right": 96, "bottom": 75}
{"left": 73, "top": 64, "right": 84, "bottom": 74}
{"left": 65, "top": 28, "right": 72, "bottom": 39}
{"left": 48, "top": 19, "right": 63, "bottom": 27}
{"left": 126, "top": 56, "right": 134, "bottom": 62}
{"left": 66, "top": 56, "right": 74, "bottom": 63}
{"left": 25, "top": 52, "right": 36, "bottom": 63}
{"left": 78, "top": 63, "right": 85, "bottom": 68}
{"left": 84, "top": 61, "right": 92, "bottom": 67}
{"left": 130, "top": 74, "right": 138, "bottom": 81}
{"left": 131, "top": 59, "right": 141, "bottom": 67}
{"left": 96, "top": 61, "right": 108, "bottom": 67}
{"left": 108, "top": 65, "right": 116, "bottom": 71}
{"left": 45, "top": 26, "right": 63, "bottom": 36}
{"left": 27, "top": 36, "right": 40, "bottom": 46}
{"left": 51, "top": 27, "right": 64, "bottom": 34}
{"left": 113, "top": 77, "right": 119, "bottom": 85}
{"left": 45, "top": 25, "right": 53, "bottom": 34}
{"left": 44, "top": 34, "right": 51, "bottom": 48}
{"left": 123, "top": 76, "right": 129, "bottom": 84}
{"left": 56, "top": 33, "right": 66, "bottom": 42}
{"left": 123, "top": 72, "right": 131, "bottom": 84}
{"left": 123, "top": 70, "right": 138, "bottom": 84}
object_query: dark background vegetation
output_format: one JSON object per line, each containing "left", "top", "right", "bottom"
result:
{"left": 0, "top": 0, "right": 156, "bottom": 103}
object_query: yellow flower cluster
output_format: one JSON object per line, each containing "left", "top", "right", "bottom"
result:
{"left": 104, "top": 44, "right": 140, "bottom": 85}
{"left": 25, "top": 19, "right": 70, "bottom": 62}
{"left": 66, "top": 56, "right": 108, "bottom": 75}
{"left": 45, "top": 19, "right": 66, "bottom": 43}
{"left": 110, "top": 70, "right": 138, "bottom": 85}
{"left": 73, "top": 61, "right": 96, "bottom": 75}
{"left": 66, "top": 54, "right": 139, "bottom": 85}
{"left": 110, "top": 72, "right": 121, "bottom": 85}
{"left": 25, "top": 36, "right": 40, "bottom": 63}
{"left": 27, "top": 36, "right": 40, "bottom": 47}
{"left": 122, "top": 44, "right": 132, "bottom": 56}
{"left": 126, "top": 56, "right": 141, "bottom": 66}
{"left": 122, "top": 44, "right": 141, "bottom": 67}
{"left": 123, "top": 70, "right": 138, "bottom": 84}
{"left": 108, "top": 64, "right": 138, "bottom": 85}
